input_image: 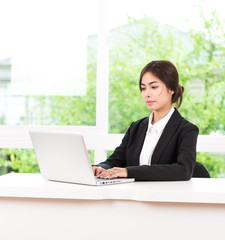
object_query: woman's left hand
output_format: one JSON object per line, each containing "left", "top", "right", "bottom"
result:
{"left": 97, "top": 167, "right": 128, "bottom": 179}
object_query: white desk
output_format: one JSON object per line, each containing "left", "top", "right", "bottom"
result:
{"left": 1, "top": 173, "right": 225, "bottom": 240}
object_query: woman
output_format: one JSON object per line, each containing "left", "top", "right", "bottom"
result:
{"left": 92, "top": 60, "right": 199, "bottom": 181}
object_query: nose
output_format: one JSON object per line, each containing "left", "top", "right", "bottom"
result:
{"left": 144, "top": 88, "right": 151, "bottom": 98}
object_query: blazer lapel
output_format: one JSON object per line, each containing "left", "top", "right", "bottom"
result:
{"left": 151, "top": 109, "right": 182, "bottom": 165}
{"left": 133, "top": 118, "right": 148, "bottom": 166}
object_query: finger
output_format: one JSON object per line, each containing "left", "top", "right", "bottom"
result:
{"left": 98, "top": 169, "right": 116, "bottom": 179}
{"left": 97, "top": 170, "right": 109, "bottom": 178}
{"left": 92, "top": 166, "right": 97, "bottom": 175}
{"left": 97, "top": 169, "right": 109, "bottom": 178}
{"left": 107, "top": 171, "right": 118, "bottom": 179}
{"left": 92, "top": 167, "right": 102, "bottom": 176}
{"left": 96, "top": 167, "right": 105, "bottom": 176}
{"left": 103, "top": 168, "right": 118, "bottom": 179}
{"left": 108, "top": 168, "right": 127, "bottom": 179}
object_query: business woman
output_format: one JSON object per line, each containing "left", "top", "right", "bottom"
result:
{"left": 92, "top": 60, "right": 199, "bottom": 181}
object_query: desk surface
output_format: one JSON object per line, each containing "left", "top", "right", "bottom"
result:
{"left": 0, "top": 173, "right": 225, "bottom": 204}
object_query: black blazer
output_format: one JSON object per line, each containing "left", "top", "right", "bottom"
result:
{"left": 97, "top": 109, "right": 199, "bottom": 181}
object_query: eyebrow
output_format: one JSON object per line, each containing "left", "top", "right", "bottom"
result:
{"left": 141, "top": 81, "right": 158, "bottom": 86}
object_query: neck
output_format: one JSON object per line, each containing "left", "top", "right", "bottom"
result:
{"left": 152, "top": 106, "right": 173, "bottom": 124}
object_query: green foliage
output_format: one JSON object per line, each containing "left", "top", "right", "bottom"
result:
{"left": 0, "top": 149, "right": 95, "bottom": 174}
{"left": 1, "top": 10, "right": 225, "bottom": 178}
{"left": 0, "top": 149, "right": 39, "bottom": 174}
{"left": 197, "top": 152, "right": 225, "bottom": 178}
{"left": 108, "top": 13, "right": 225, "bottom": 135}
{"left": 88, "top": 151, "right": 95, "bottom": 166}
{"left": 108, "top": 17, "right": 189, "bottom": 132}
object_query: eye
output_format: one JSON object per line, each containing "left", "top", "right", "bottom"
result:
{"left": 141, "top": 87, "right": 146, "bottom": 91}
{"left": 152, "top": 86, "right": 158, "bottom": 89}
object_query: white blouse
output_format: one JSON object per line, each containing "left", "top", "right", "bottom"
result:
{"left": 139, "top": 107, "right": 175, "bottom": 166}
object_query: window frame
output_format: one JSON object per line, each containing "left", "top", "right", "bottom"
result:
{"left": 0, "top": 0, "right": 109, "bottom": 162}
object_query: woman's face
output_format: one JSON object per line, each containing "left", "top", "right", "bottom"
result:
{"left": 141, "top": 72, "right": 174, "bottom": 112}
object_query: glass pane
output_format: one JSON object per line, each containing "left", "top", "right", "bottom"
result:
{"left": 0, "top": 148, "right": 95, "bottom": 175}
{"left": 0, "top": 0, "right": 98, "bottom": 125}
{"left": 0, "top": 149, "right": 39, "bottom": 175}
{"left": 108, "top": 0, "right": 225, "bottom": 134}
{"left": 197, "top": 152, "right": 225, "bottom": 178}
{"left": 107, "top": 150, "right": 114, "bottom": 159}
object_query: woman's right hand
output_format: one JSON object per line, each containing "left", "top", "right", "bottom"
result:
{"left": 92, "top": 166, "right": 105, "bottom": 176}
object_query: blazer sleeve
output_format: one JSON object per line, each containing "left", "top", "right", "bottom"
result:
{"left": 127, "top": 123, "right": 199, "bottom": 181}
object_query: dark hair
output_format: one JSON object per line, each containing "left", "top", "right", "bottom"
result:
{"left": 139, "top": 60, "right": 184, "bottom": 108}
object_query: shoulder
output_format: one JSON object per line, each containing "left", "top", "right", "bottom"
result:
{"left": 131, "top": 117, "right": 149, "bottom": 126}
{"left": 126, "top": 117, "right": 149, "bottom": 135}
{"left": 172, "top": 108, "right": 199, "bottom": 134}
{"left": 181, "top": 117, "right": 199, "bottom": 131}
{"left": 129, "top": 117, "right": 149, "bottom": 128}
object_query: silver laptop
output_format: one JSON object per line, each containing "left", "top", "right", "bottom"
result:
{"left": 29, "top": 130, "right": 134, "bottom": 185}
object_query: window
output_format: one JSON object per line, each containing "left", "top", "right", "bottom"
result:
{"left": 0, "top": 0, "right": 225, "bottom": 177}
{"left": 107, "top": 0, "right": 225, "bottom": 134}
{"left": 0, "top": 0, "right": 98, "bottom": 126}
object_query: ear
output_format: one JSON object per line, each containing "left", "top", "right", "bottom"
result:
{"left": 169, "top": 89, "right": 174, "bottom": 95}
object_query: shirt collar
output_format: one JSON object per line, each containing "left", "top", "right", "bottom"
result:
{"left": 148, "top": 107, "right": 175, "bottom": 134}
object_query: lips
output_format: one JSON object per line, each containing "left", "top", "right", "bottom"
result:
{"left": 146, "top": 101, "right": 155, "bottom": 105}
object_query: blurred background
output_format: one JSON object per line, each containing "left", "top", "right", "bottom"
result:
{"left": 0, "top": 0, "right": 224, "bottom": 177}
